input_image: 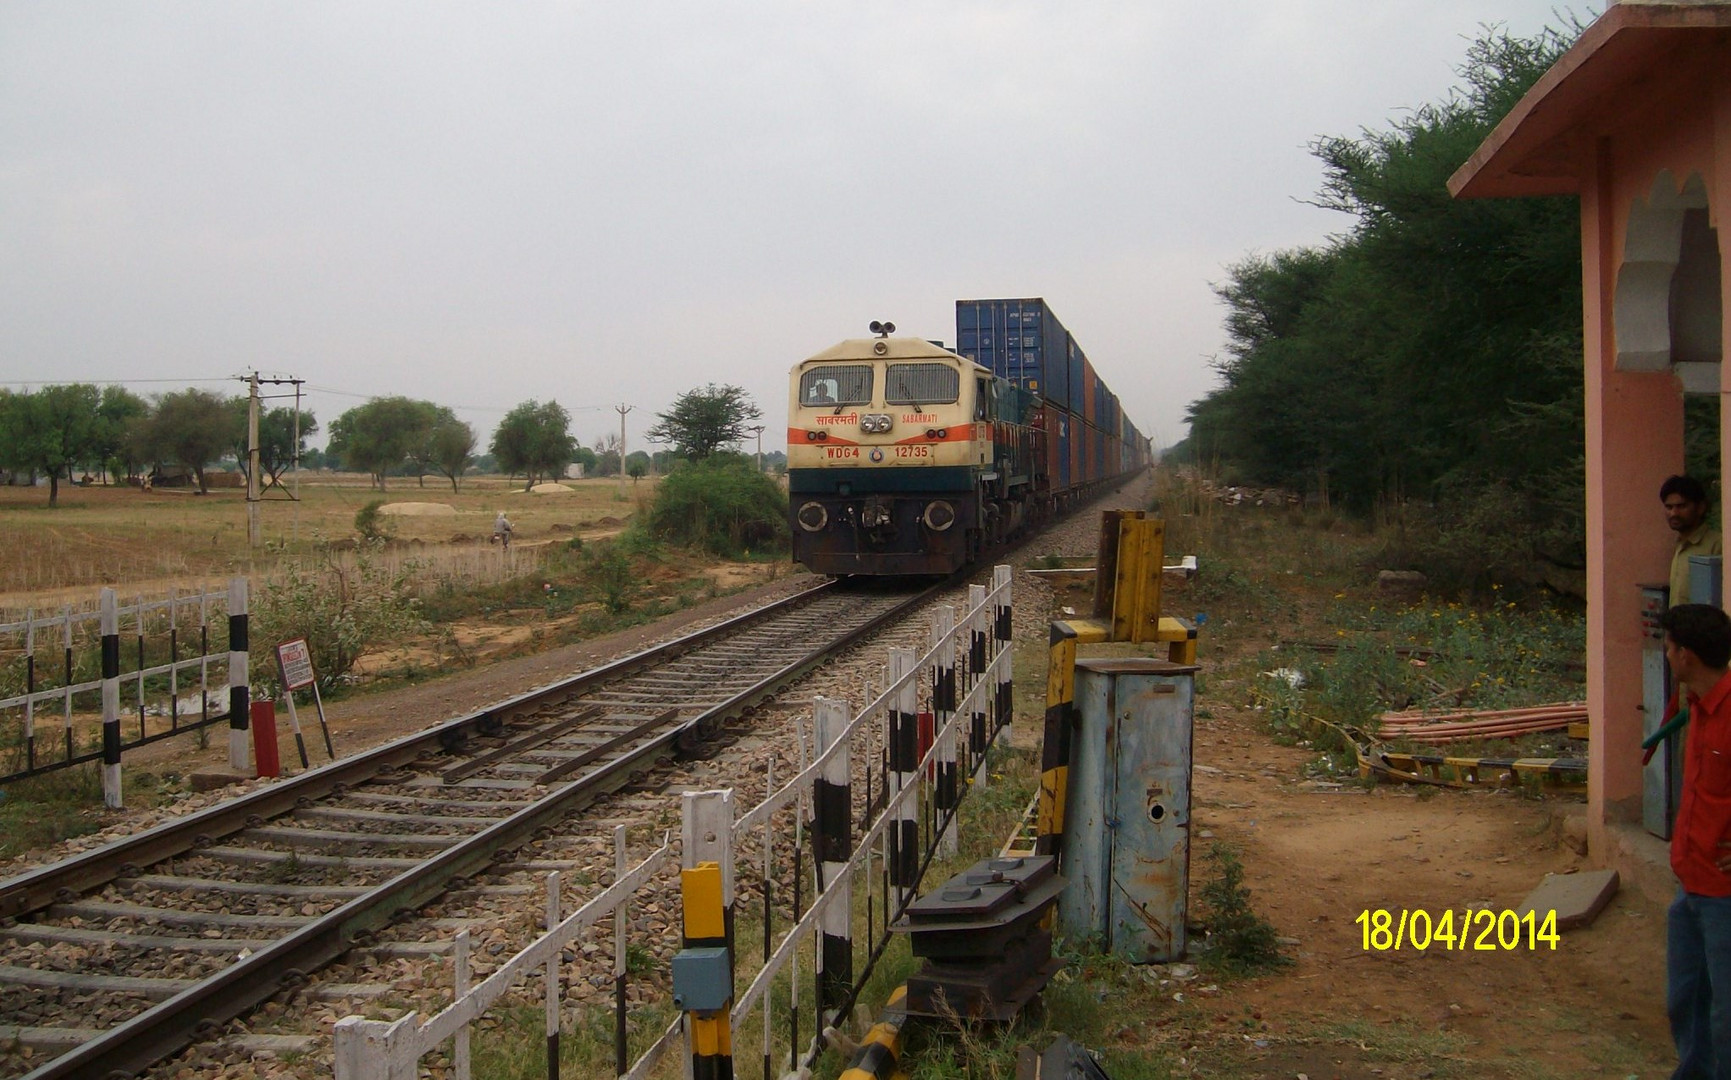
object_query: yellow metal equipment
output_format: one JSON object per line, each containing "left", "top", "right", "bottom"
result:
{"left": 1036, "top": 511, "right": 1195, "bottom": 858}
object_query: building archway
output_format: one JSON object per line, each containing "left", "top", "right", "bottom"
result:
{"left": 1614, "top": 170, "right": 1722, "bottom": 392}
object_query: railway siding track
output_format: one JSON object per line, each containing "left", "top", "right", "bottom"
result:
{"left": 0, "top": 578, "right": 939, "bottom": 1080}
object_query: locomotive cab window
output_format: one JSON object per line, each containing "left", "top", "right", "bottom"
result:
{"left": 974, "top": 377, "right": 994, "bottom": 421}
{"left": 885, "top": 363, "right": 959, "bottom": 406}
{"left": 799, "top": 365, "right": 873, "bottom": 408}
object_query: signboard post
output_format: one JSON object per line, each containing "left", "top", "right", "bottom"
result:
{"left": 276, "top": 639, "right": 335, "bottom": 765}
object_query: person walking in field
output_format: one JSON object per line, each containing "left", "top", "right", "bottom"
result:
{"left": 1660, "top": 603, "right": 1731, "bottom": 1078}
{"left": 493, "top": 510, "right": 514, "bottom": 550}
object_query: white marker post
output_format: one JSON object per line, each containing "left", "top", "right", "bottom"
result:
{"left": 275, "top": 638, "right": 333, "bottom": 763}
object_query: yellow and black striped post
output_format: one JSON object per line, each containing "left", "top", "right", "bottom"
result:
{"left": 681, "top": 789, "right": 735, "bottom": 1080}
{"left": 681, "top": 861, "right": 733, "bottom": 1080}
{"left": 838, "top": 985, "right": 908, "bottom": 1080}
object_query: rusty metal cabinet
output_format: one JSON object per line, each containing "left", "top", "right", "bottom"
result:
{"left": 1057, "top": 657, "right": 1197, "bottom": 962}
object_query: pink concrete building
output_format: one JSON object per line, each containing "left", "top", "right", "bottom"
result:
{"left": 1450, "top": 2, "right": 1730, "bottom": 878}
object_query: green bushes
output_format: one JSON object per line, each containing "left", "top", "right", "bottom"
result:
{"left": 353, "top": 499, "right": 392, "bottom": 541}
{"left": 646, "top": 457, "right": 787, "bottom": 558}
{"left": 250, "top": 542, "right": 430, "bottom": 693}
{"left": 1197, "top": 843, "right": 1291, "bottom": 976}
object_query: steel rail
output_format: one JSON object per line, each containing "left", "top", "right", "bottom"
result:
{"left": 11, "top": 575, "right": 946, "bottom": 1080}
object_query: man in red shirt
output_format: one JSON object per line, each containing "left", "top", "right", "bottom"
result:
{"left": 1662, "top": 603, "right": 1731, "bottom": 1079}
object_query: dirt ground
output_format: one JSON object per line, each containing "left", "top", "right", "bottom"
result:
{"left": 1176, "top": 701, "right": 1670, "bottom": 1079}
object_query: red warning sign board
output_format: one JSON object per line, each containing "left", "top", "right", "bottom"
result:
{"left": 276, "top": 639, "right": 317, "bottom": 692}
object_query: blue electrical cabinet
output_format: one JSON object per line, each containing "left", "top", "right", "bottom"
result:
{"left": 1058, "top": 657, "right": 1196, "bottom": 963}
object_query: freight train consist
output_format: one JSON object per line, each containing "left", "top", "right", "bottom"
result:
{"left": 788, "top": 298, "right": 1150, "bottom": 575}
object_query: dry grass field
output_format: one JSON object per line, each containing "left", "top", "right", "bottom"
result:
{"left": 0, "top": 472, "right": 656, "bottom": 610}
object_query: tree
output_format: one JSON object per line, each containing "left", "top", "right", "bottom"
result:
{"left": 142, "top": 389, "right": 242, "bottom": 493}
{"left": 95, "top": 387, "right": 149, "bottom": 482}
{"left": 227, "top": 399, "right": 318, "bottom": 494}
{"left": 593, "top": 434, "right": 621, "bottom": 477}
{"left": 327, "top": 397, "right": 438, "bottom": 490}
{"left": 0, "top": 385, "right": 104, "bottom": 505}
{"left": 646, "top": 383, "right": 761, "bottom": 461}
{"left": 491, "top": 400, "right": 576, "bottom": 490}
{"left": 626, "top": 450, "right": 651, "bottom": 483}
{"left": 1183, "top": 21, "right": 1583, "bottom": 555}
{"left": 424, "top": 414, "right": 477, "bottom": 492}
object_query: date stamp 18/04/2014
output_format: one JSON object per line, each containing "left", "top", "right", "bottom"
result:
{"left": 1357, "top": 908, "right": 1560, "bottom": 952}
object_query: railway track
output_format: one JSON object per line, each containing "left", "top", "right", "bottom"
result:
{"left": 0, "top": 577, "right": 941, "bottom": 1080}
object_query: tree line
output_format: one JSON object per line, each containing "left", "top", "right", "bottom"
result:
{"left": 1170, "top": 23, "right": 1598, "bottom": 572}
{"left": 0, "top": 386, "right": 316, "bottom": 506}
{"left": 2, "top": 381, "right": 763, "bottom": 506}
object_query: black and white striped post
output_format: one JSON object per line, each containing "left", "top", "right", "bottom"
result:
{"left": 993, "top": 564, "right": 1014, "bottom": 739}
{"left": 930, "top": 607, "right": 959, "bottom": 858}
{"left": 544, "top": 870, "right": 562, "bottom": 1080}
{"left": 227, "top": 577, "right": 250, "bottom": 773}
{"left": 968, "top": 583, "right": 990, "bottom": 786}
{"left": 887, "top": 647, "right": 919, "bottom": 899}
{"left": 100, "top": 588, "right": 122, "bottom": 809}
{"left": 23, "top": 607, "right": 36, "bottom": 772}
{"left": 813, "top": 695, "right": 853, "bottom": 1024}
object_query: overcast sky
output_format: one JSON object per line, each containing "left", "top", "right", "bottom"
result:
{"left": 1, "top": 1, "right": 1590, "bottom": 456}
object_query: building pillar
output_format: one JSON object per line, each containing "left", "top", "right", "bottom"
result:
{"left": 1584, "top": 139, "right": 1686, "bottom": 854}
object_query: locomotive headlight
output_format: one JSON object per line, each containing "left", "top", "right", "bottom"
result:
{"left": 860, "top": 413, "right": 893, "bottom": 434}
{"left": 923, "top": 500, "right": 956, "bottom": 531}
{"left": 797, "top": 502, "right": 828, "bottom": 532}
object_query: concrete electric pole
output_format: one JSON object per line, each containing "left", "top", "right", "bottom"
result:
{"left": 748, "top": 424, "right": 765, "bottom": 473}
{"left": 246, "top": 372, "right": 261, "bottom": 548}
{"left": 614, "top": 404, "right": 633, "bottom": 497}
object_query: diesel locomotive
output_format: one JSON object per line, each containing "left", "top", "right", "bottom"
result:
{"left": 788, "top": 300, "right": 1148, "bottom": 576}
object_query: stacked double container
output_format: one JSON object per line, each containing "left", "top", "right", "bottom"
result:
{"left": 956, "top": 297, "right": 1140, "bottom": 498}
{"left": 957, "top": 298, "right": 1071, "bottom": 491}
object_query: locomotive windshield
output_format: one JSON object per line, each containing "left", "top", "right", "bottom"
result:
{"left": 885, "top": 363, "right": 959, "bottom": 406}
{"left": 799, "top": 365, "right": 873, "bottom": 407}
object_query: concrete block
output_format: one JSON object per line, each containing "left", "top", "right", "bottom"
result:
{"left": 1517, "top": 868, "right": 1619, "bottom": 931}
{"left": 189, "top": 769, "right": 249, "bottom": 792}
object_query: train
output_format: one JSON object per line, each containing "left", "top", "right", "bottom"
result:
{"left": 787, "top": 298, "right": 1150, "bottom": 576}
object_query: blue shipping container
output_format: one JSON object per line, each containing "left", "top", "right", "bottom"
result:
{"left": 1067, "top": 336, "right": 1085, "bottom": 418}
{"left": 955, "top": 297, "right": 1071, "bottom": 408}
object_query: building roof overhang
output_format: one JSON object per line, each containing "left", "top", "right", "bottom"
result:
{"left": 1449, "top": 2, "right": 1731, "bottom": 199}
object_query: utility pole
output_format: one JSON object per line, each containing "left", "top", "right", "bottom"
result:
{"left": 246, "top": 372, "right": 261, "bottom": 548}
{"left": 291, "top": 379, "right": 302, "bottom": 543}
{"left": 236, "top": 373, "right": 306, "bottom": 547}
{"left": 748, "top": 424, "right": 765, "bottom": 473}
{"left": 614, "top": 404, "right": 632, "bottom": 497}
